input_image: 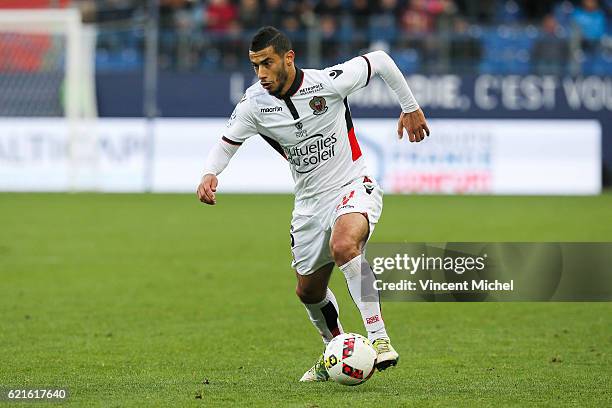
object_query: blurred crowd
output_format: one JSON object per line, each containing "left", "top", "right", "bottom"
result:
{"left": 71, "top": 0, "right": 611, "bottom": 34}
{"left": 5, "top": 0, "right": 610, "bottom": 73}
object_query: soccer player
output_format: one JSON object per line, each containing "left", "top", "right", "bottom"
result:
{"left": 197, "top": 26, "right": 429, "bottom": 382}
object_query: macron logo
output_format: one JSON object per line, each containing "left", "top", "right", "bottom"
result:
{"left": 329, "top": 69, "right": 343, "bottom": 79}
{"left": 260, "top": 106, "right": 283, "bottom": 113}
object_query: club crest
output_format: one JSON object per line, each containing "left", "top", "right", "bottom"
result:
{"left": 309, "top": 96, "right": 328, "bottom": 115}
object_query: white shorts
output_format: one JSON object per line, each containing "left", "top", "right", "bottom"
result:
{"left": 290, "top": 176, "right": 383, "bottom": 276}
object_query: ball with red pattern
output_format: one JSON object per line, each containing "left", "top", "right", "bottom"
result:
{"left": 323, "top": 332, "right": 377, "bottom": 386}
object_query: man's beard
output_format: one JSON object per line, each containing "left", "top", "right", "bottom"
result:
{"left": 268, "top": 66, "right": 289, "bottom": 97}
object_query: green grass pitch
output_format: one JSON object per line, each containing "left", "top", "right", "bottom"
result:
{"left": 1, "top": 193, "right": 611, "bottom": 407}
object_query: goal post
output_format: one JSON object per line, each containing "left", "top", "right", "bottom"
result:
{"left": 0, "top": 8, "right": 100, "bottom": 191}
{"left": 0, "top": 8, "right": 96, "bottom": 119}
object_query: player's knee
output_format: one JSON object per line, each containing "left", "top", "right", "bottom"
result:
{"left": 295, "top": 284, "right": 325, "bottom": 304}
{"left": 330, "top": 238, "right": 360, "bottom": 266}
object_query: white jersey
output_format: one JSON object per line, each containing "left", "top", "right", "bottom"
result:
{"left": 223, "top": 56, "right": 373, "bottom": 202}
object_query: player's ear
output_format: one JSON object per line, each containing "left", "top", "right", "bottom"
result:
{"left": 285, "top": 50, "right": 295, "bottom": 67}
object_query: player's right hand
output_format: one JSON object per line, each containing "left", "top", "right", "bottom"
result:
{"left": 197, "top": 174, "right": 218, "bottom": 205}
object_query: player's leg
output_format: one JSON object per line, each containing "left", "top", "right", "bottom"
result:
{"left": 291, "top": 210, "right": 344, "bottom": 382}
{"left": 330, "top": 213, "right": 387, "bottom": 339}
{"left": 295, "top": 262, "right": 343, "bottom": 344}
{"left": 296, "top": 262, "right": 342, "bottom": 382}
{"left": 291, "top": 211, "right": 343, "bottom": 346}
{"left": 330, "top": 212, "right": 399, "bottom": 371}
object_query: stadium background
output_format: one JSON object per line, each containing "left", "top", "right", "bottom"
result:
{"left": 1, "top": 1, "right": 611, "bottom": 406}
{"left": 0, "top": 0, "right": 610, "bottom": 193}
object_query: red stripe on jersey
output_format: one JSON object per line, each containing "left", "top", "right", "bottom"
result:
{"left": 347, "top": 127, "right": 362, "bottom": 161}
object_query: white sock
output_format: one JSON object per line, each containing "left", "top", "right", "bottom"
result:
{"left": 340, "top": 254, "right": 388, "bottom": 342}
{"left": 302, "top": 288, "right": 343, "bottom": 345}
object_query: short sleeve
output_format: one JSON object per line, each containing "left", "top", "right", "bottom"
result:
{"left": 325, "top": 56, "right": 371, "bottom": 99}
{"left": 223, "top": 95, "right": 258, "bottom": 144}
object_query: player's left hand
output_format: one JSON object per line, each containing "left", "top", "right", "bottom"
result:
{"left": 397, "top": 109, "right": 430, "bottom": 142}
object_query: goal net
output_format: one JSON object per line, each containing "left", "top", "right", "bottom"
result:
{"left": 0, "top": 8, "right": 96, "bottom": 119}
{"left": 0, "top": 8, "right": 100, "bottom": 191}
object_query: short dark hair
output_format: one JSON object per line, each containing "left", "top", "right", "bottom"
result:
{"left": 250, "top": 26, "right": 292, "bottom": 56}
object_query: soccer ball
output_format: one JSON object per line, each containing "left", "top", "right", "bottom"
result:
{"left": 324, "top": 333, "right": 377, "bottom": 386}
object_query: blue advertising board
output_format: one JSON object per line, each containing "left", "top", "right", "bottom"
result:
{"left": 96, "top": 72, "right": 612, "bottom": 180}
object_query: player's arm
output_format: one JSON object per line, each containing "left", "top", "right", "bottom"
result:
{"left": 197, "top": 138, "right": 240, "bottom": 205}
{"left": 364, "top": 50, "right": 429, "bottom": 143}
{"left": 329, "top": 51, "right": 429, "bottom": 143}
{"left": 197, "top": 95, "right": 257, "bottom": 205}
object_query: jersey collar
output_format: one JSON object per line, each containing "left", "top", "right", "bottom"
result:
{"left": 276, "top": 67, "right": 303, "bottom": 99}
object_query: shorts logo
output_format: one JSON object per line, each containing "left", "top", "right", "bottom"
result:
{"left": 309, "top": 96, "right": 328, "bottom": 115}
{"left": 363, "top": 176, "right": 374, "bottom": 194}
{"left": 366, "top": 315, "right": 380, "bottom": 325}
{"left": 336, "top": 190, "right": 355, "bottom": 210}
